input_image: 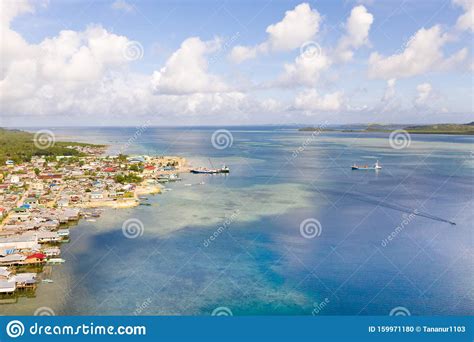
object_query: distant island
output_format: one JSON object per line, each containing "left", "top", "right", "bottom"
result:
{"left": 0, "top": 128, "right": 104, "bottom": 165}
{"left": 299, "top": 122, "right": 474, "bottom": 135}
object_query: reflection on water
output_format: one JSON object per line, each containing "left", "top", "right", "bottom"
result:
{"left": 1, "top": 127, "right": 472, "bottom": 316}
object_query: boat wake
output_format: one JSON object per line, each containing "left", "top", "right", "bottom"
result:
{"left": 326, "top": 190, "right": 456, "bottom": 225}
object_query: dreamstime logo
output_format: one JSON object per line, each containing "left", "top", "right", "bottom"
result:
{"left": 34, "top": 306, "right": 56, "bottom": 316}
{"left": 203, "top": 209, "right": 240, "bottom": 248}
{"left": 292, "top": 121, "right": 329, "bottom": 158}
{"left": 34, "top": 130, "right": 55, "bottom": 150}
{"left": 211, "top": 129, "right": 233, "bottom": 150}
{"left": 122, "top": 218, "right": 145, "bottom": 238}
{"left": 300, "top": 41, "right": 322, "bottom": 59}
{"left": 299, "top": 218, "right": 322, "bottom": 239}
{"left": 119, "top": 120, "right": 151, "bottom": 154}
{"left": 389, "top": 306, "right": 411, "bottom": 316}
{"left": 389, "top": 129, "right": 411, "bottom": 150}
{"left": 6, "top": 320, "right": 25, "bottom": 338}
{"left": 211, "top": 306, "right": 233, "bottom": 316}
{"left": 123, "top": 41, "right": 144, "bottom": 61}
{"left": 381, "top": 209, "right": 419, "bottom": 248}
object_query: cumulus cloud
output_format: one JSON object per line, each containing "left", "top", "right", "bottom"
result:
{"left": 0, "top": 1, "right": 255, "bottom": 120}
{"left": 414, "top": 83, "right": 433, "bottom": 106}
{"left": 334, "top": 5, "right": 374, "bottom": 62}
{"left": 151, "top": 37, "right": 229, "bottom": 94}
{"left": 382, "top": 78, "right": 396, "bottom": 102}
{"left": 368, "top": 25, "right": 467, "bottom": 79}
{"left": 275, "top": 51, "right": 331, "bottom": 87}
{"left": 229, "top": 3, "right": 321, "bottom": 63}
{"left": 453, "top": 0, "right": 474, "bottom": 32}
{"left": 294, "top": 89, "right": 344, "bottom": 112}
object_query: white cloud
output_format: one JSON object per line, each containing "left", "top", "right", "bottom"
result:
{"left": 151, "top": 37, "right": 230, "bottom": 94}
{"left": 294, "top": 89, "right": 344, "bottom": 112}
{"left": 111, "top": 0, "right": 134, "bottom": 13}
{"left": 229, "top": 3, "right": 321, "bottom": 63}
{"left": 414, "top": 83, "right": 433, "bottom": 106}
{"left": 453, "top": 0, "right": 474, "bottom": 32}
{"left": 368, "top": 25, "right": 467, "bottom": 79}
{"left": 382, "top": 78, "right": 396, "bottom": 102}
{"left": 275, "top": 51, "right": 331, "bottom": 87}
{"left": 334, "top": 5, "right": 374, "bottom": 62}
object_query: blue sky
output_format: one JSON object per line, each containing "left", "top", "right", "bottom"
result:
{"left": 1, "top": 0, "right": 472, "bottom": 126}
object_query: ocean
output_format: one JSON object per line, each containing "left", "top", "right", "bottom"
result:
{"left": 1, "top": 126, "right": 472, "bottom": 316}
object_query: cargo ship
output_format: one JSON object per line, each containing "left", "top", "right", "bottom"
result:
{"left": 190, "top": 165, "right": 230, "bottom": 174}
{"left": 351, "top": 160, "right": 382, "bottom": 170}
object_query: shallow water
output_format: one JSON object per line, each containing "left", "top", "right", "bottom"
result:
{"left": 2, "top": 127, "right": 472, "bottom": 316}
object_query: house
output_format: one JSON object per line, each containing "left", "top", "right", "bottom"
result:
{"left": 13, "top": 273, "right": 37, "bottom": 288}
{"left": 10, "top": 175, "right": 20, "bottom": 184}
{"left": 0, "top": 267, "right": 12, "bottom": 280}
{"left": 90, "top": 191, "right": 104, "bottom": 200}
{"left": 11, "top": 208, "right": 30, "bottom": 221}
{"left": 25, "top": 253, "right": 46, "bottom": 264}
{"left": 0, "top": 208, "right": 6, "bottom": 218}
{"left": 24, "top": 197, "right": 39, "bottom": 208}
{"left": 42, "top": 247, "right": 60, "bottom": 257}
{"left": 0, "top": 254, "right": 26, "bottom": 266}
{"left": 0, "top": 280, "right": 16, "bottom": 293}
{"left": 0, "top": 234, "right": 38, "bottom": 250}
{"left": 5, "top": 160, "right": 14, "bottom": 167}
{"left": 57, "top": 199, "right": 69, "bottom": 207}
{"left": 37, "top": 231, "right": 61, "bottom": 243}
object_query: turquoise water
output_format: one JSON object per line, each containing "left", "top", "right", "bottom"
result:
{"left": 2, "top": 127, "right": 473, "bottom": 315}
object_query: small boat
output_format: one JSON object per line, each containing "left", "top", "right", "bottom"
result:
{"left": 352, "top": 160, "right": 382, "bottom": 170}
{"left": 86, "top": 218, "right": 96, "bottom": 222}
{"left": 42, "top": 279, "right": 54, "bottom": 283}
{"left": 47, "top": 258, "right": 65, "bottom": 264}
{"left": 139, "top": 202, "right": 152, "bottom": 206}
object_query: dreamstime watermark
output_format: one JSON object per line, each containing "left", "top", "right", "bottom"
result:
{"left": 203, "top": 209, "right": 240, "bottom": 247}
{"left": 311, "top": 297, "right": 330, "bottom": 315}
{"left": 5, "top": 320, "right": 146, "bottom": 337}
{"left": 389, "top": 129, "right": 411, "bottom": 150}
{"left": 209, "top": 32, "right": 240, "bottom": 65}
{"left": 34, "top": 130, "right": 55, "bottom": 150}
{"left": 123, "top": 41, "right": 144, "bottom": 61}
{"left": 299, "top": 218, "right": 322, "bottom": 239}
{"left": 381, "top": 209, "right": 419, "bottom": 247}
{"left": 211, "top": 306, "right": 233, "bottom": 316}
{"left": 119, "top": 120, "right": 151, "bottom": 154}
{"left": 133, "top": 298, "right": 152, "bottom": 315}
{"left": 300, "top": 41, "right": 322, "bottom": 59}
{"left": 34, "top": 306, "right": 56, "bottom": 316}
{"left": 292, "top": 121, "right": 329, "bottom": 158}
{"left": 211, "top": 129, "right": 233, "bottom": 150}
{"left": 122, "top": 218, "right": 145, "bottom": 238}
{"left": 389, "top": 306, "right": 411, "bottom": 316}
{"left": 6, "top": 320, "right": 24, "bottom": 338}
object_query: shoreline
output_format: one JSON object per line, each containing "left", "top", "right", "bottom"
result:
{"left": 0, "top": 140, "right": 194, "bottom": 296}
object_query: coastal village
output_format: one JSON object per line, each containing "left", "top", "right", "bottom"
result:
{"left": 0, "top": 144, "right": 188, "bottom": 298}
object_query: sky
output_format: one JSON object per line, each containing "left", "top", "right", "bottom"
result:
{"left": 0, "top": 0, "right": 472, "bottom": 126}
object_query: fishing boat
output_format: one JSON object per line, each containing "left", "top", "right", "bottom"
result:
{"left": 351, "top": 160, "right": 382, "bottom": 170}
